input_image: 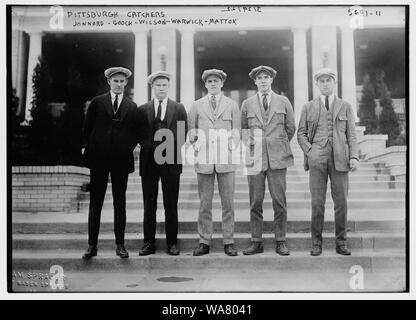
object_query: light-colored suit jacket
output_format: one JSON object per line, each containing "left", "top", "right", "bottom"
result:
{"left": 188, "top": 94, "right": 241, "bottom": 174}
{"left": 297, "top": 96, "right": 358, "bottom": 172}
{"left": 241, "top": 92, "right": 295, "bottom": 173}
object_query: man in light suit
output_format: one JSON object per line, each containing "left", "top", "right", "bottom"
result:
{"left": 241, "top": 65, "right": 296, "bottom": 256}
{"left": 188, "top": 69, "right": 241, "bottom": 256}
{"left": 82, "top": 67, "right": 146, "bottom": 259}
{"left": 297, "top": 68, "right": 359, "bottom": 256}
{"left": 138, "top": 71, "right": 187, "bottom": 256}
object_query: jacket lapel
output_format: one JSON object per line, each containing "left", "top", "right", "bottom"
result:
{"left": 309, "top": 97, "right": 321, "bottom": 139}
{"left": 266, "top": 92, "right": 285, "bottom": 126}
{"left": 118, "top": 96, "right": 129, "bottom": 122}
{"left": 165, "top": 99, "right": 175, "bottom": 128}
{"left": 201, "top": 96, "right": 215, "bottom": 123}
{"left": 147, "top": 100, "right": 155, "bottom": 126}
{"left": 104, "top": 92, "right": 114, "bottom": 118}
{"left": 215, "top": 95, "right": 228, "bottom": 119}
{"left": 253, "top": 94, "right": 264, "bottom": 125}
{"left": 332, "top": 97, "right": 343, "bottom": 119}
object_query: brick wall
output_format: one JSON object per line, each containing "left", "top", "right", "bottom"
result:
{"left": 12, "top": 166, "right": 90, "bottom": 212}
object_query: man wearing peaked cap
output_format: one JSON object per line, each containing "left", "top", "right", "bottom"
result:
{"left": 82, "top": 66, "right": 147, "bottom": 260}
{"left": 147, "top": 71, "right": 171, "bottom": 84}
{"left": 241, "top": 65, "right": 295, "bottom": 256}
{"left": 188, "top": 68, "right": 241, "bottom": 257}
{"left": 313, "top": 67, "right": 336, "bottom": 82}
{"left": 104, "top": 66, "right": 132, "bottom": 79}
{"left": 297, "top": 67, "right": 359, "bottom": 257}
{"left": 137, "top": 71, "right": 187, "bottom": 257}
{"left": 248, "top": 65, "right": 277, "bottom": 80}
{"left": 201, "top": 69, "right": 227, "bottom": 82}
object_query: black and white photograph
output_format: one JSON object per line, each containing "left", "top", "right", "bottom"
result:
{"left": 6, "top": 0, "right": 410, "bottom": 298}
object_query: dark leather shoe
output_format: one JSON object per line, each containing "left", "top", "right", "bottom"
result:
{"left": 193, "top": 243, "right": 210, "bottom": 256}
{"left": 116, "top": 244, "right": 129, "bottom": 258}
{"left": 82, "top": 245, "right": 97, "bottom": 260}
{"left": 336, "top": 245, "right": 351, "bottom": 256}
{"left": 224, "top": 244, "right": 238, "bottom": 256}
{"left": 139, "top": 243, "right": 155, "bottom": 256}
{"left": 243, "top": 242, "right": 264, "bottom": 255}
{"left": 167, "top": 244, "right": 180, "bottom": 256}
{"left": 276, "top": 241, "right": 290, "bottom": 256}
{"left": 310, "top": 244, "right": 322, "bottom": 256}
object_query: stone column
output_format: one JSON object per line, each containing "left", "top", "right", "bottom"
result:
{"left": 311, "top": 26, "right": 338, "bottom": 98}
{"left": 180, "top": 29, "right": 195, "bottom": 112}
{"left": 134, "top": 30, "right": 149, "bottom": 105}
{"left": 151, "top": 29, "right": 177, "bottom": 100}
{"left": 24, "top": 31, "right": 43, "bottom": 124}
{"left": 292, "top": 27, "right": 309, "bottom": 125}
{"left": 341, "top": 27, "right": 359, "bottom": 121}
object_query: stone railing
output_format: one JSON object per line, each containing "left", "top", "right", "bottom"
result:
{"left": 356, "top": 126, "right": 406, "bottom": 180}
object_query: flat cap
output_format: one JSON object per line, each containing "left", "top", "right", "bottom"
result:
{"left": 314, "top": 68, "right": 337, "bottom": 81}
{"left": 249, "top": 65, "right": 277, "bottom": 80}
{"left": 104, "top": 67, "right": 132, "bottom": 79}
{"left": 147, "top": 71, "right": 171, "bottom": 84}
{"left": 201, "top": 69, "right": 227, "bottom": 82}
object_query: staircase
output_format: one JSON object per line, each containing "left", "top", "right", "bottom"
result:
{"left": 12, "top": 142, "right": 406, "bottom": 292}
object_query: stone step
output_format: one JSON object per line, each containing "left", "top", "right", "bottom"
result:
{"left": 105, "top": 181, "right": 406, "bottom": 192}
{"left": 76, "top": 198, "right": 404, "bottom": 211}
{"left": 12, "top": 232, "right": 405, "bottom": 251}
{"left": 12, "top": 217, "right": 405, "bottom": 235}
{"left": 122, "top": 174, "right": 394, "bottom": 184}
{"left": 138, "top": 162, "right": 388, "bottom": 171}
{"left": 12, "top": 248, "right": 405, "bottom": 272}
{"left": 131, "top": 167, "right": 392, "bottom": 176}
{"left": 10, "top": 267, "right": 406, "bottom": 292}
{"left": 85, "top": 189, "right": 405, "bottom": 201}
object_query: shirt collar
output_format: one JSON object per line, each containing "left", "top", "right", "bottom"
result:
{"left": 320, "top": 94, "right": 335, "bottom": 106}
{"left": 258, "top": 90, "right": 272, "bottom": 98}
{"left": 110, "top": 91, "right": 123, "bottom": 100}
{"left": 209, "top": 93, "right": 221, "bottom": 102}
{"left": 154, "top": 97, "right": 168, "bottom": 106}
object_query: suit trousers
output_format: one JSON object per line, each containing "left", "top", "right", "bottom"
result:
{"left": 197, "top": 171, "right": 235, "bottom": 245}
{"left": 248, "top": 168, "right": 288, "bottom": 242}
{"left": 141, "top": 164, "right": 180, "bottom": 246}
{"left": 88, "top": 167, "right": 128, "bottom": 246}
{"left": 308, "top": 141, "right": 349, "bottom": 246}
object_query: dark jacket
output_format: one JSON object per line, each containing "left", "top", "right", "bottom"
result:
{"left": 138, "top": 98, "right": 187, "bottom": 176}
{"left": 83, "top": 92, "right": 147, "bottom": 173}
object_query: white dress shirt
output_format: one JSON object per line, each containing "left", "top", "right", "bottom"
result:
{"left": 154, "top": 97, "right": 168, "bottom": 120}
{"left": 110, "top": 91, "right": 123, "bottom": 112}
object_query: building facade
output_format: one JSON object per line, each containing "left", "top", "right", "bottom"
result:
{"left": 11, "top": 5, "right": 406, "bottom": 125}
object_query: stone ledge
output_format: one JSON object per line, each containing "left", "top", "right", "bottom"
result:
{"left": 12, "top": 166, "right": 90, "bottom": 213}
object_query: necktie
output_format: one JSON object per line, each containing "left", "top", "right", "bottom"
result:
{"left": 113, "top": 94, "right": 119, "bottom": 114}
{"left": 156, "top": 100, "right": 162, "bottom": 120}
{"left": 325, "top": 96, "right": 329, "bottom": 111}
{"left": 211, "top": 95, "right": 216, "bottom": 111}
{"left": 262, "top": 93, "right": 268, "bottom": 111}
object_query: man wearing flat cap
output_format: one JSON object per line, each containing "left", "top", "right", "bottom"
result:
{"left": 241, "top": 65, "right": 296, "bottom": 256}
{"left": 82, "top": 66, "right": 147, "bottom": 259}
{"left": 137, "top": 71, "right": 187, "bottom": 256}
{"left": 297, "top": 67, "right": 359, "bottom": 256}
{"left": 188, "top": 69, "right": 241, "bottom": 256}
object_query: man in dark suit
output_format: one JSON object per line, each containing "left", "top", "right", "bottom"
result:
{"left": 297, "top": 68, "right": 359, "bottom": 256}
{"left": 138, "top": 71, "right": 187, "bottom": 256}
{"left": 82, "top": 67, "right": 146, "bottom": 259}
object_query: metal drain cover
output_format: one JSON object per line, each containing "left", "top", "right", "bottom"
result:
{"left": 157, "top": 276, "right": 193, "bottom": 283}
